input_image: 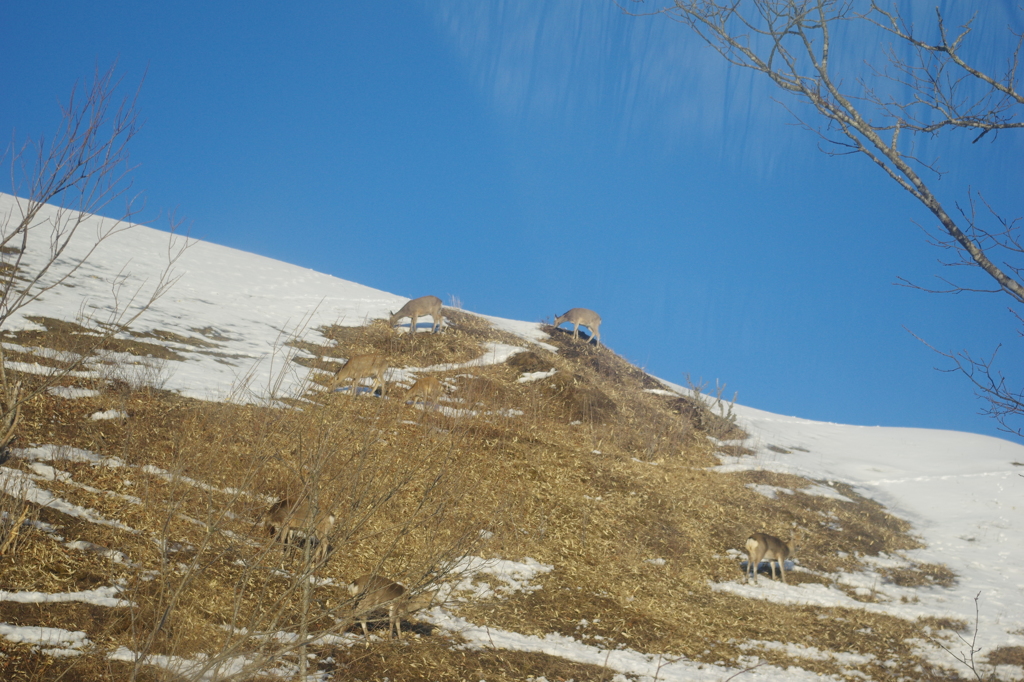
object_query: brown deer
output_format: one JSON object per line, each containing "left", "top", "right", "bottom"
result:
{"left": 266, "top": 498, "right": 336, "bottom": 564}
{"left": 744, "top": 532, "right": 797, "bottom": 583}
{"left": 404, "top": 376, "right": 442, "bottom": 404}
{"left": 330, "top": 353, "right": 388, "bottom": 396}
{"left": 347, "top": 574, "right": 437, "bottom": 642}
{"left": 554, "top": 308, "right": 601, "bottom": 346}
{"left": 389, "top": 295, "right": 443, "bottom": 334}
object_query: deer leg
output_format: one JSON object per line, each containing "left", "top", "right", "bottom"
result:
{"left": 278, "top": 527, "right": 297, "bottom": 553}
{"left": 751, "top": 549, "right": 764, "bottom": 583}
{"left": 273, "top": 527, "right": 289, "bottom": 567}
{"left": 313, "top": 535, "right": 329, "bottom": 564}
{"left": 360, "top": 617, "right": 371, "bottom": 646}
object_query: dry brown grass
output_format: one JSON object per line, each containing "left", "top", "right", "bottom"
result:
{"left": 292, "top": 309, "right": 523, "bottom": 387}
{"left": 0, "top": 311, "right": 975, "bottom": 680}
{"left": 988, "top": 645, "right": 1024, "bottom": 667}
{"left": 12, "top": 317, "right": 188, "bottom": 362}
{"left": 322, "top": 637, "right": 620, "bottom": 682}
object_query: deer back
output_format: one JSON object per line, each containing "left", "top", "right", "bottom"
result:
{"left": 747, "top": 532, "right": 791, "bottom": 561}
{"left": 405, "top": 376, "right": 441, "bottom": 402}
{"left": 390, "top": 295, "right": 442, "bottom": 324}
{"left": 556, "top": 308, "right": 601, "bottom": 327}
{"left": 267, "top": 498, "right": 335, "bottom": 535}
{"left": 349, "top": 574, "right": 407, "bottom": 609}
{"left": 333, "top": 353, "right": 387, "bottom": 382}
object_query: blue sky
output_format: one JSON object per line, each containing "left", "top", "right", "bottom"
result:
{"left": 2, "top": 2, "right": 1021, "bottom": 440}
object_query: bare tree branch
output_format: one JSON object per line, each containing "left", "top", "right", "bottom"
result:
{"left": 1, "top": 63, "right": 145, "bottom": 327}
{"left": 0, "top": 64, "right": 189, "bottom": 450}
{"left": 628, "top": 0, "right": 1024, "bottom": 433}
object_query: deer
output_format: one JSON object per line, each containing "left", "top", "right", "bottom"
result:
{"left": 744, "top": 532, "right": 797, "bottom": 583}
{"left": 404, "top": 376, "right": 442, "bottom": 404}
{"left": 347, "top": 574, "right": 438, "bottom": 643}
{"left": 389, "top": 295, "right": 444, "bottom": 334}
{"left": 330, "top": 353, "right": 388, "bottom": 396}
{"left": 266, "top": 498, "right": 336, "bottom": 565}
{"left": 553, "top": 308, "right": 601, "bottom": 347}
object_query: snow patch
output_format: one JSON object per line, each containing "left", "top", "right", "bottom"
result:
{"left": 48, "top": 386, "right": 102, "bottom": 399}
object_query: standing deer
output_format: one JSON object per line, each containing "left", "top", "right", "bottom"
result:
{"left": 554, "top": 308, "right": 601, "bottom": 346}
{"left": 330, "top": 353, "right": 388, "bottom": 396}
{"left": 744, "top": 532, "right": 796, "bottom": 583}
{"left": 404, "top": 376, "right": 442, "bottom": 404}
{"left": 347, "top": 574, "right": 437, "bottom": 642}
{"left": 266, "top": 498, "right": 336, "bottom": 564}
{"left": 389, "top": 295, "right": 444, "bottom": 334}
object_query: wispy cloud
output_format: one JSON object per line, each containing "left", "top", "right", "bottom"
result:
{"left": 426, "top": 1, "right": 810, "bottom": 166}
{"left": 424, "top": 1, "right": 1023, "bottom": 173}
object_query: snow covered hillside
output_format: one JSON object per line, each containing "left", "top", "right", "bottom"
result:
{"left": 2, "top": 193, "right": 1024, "bottom": 681}
{"left": 713, "top": 402, "right": 1024, "bottom": 669}
{"left": 0, "top": 194, "right": 544, "bottom": 403}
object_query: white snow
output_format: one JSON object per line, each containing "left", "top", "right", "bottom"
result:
{"left": 90, "top": 409, "right": 127, "bottom": 421}
{"left": 746, "top": 482, "right": 854, "bottom": 503}
{"left": 0, "top": 467, "right": 136, "bottom": 532}
{"left": 107, "top": 645, "right": 298, "bottom": 680}
{"left": 48, "top": 386, "right": 102, "bottom": 399}
{"left": 427, "top": 609, "right": 843, "bottom": 682}
{"left": 0, "top": 586, "right": 131, "bottom": 608}
{"left": 447, "top": 556, "right": 554, "bottom": 600}
{"left": 0, "top": 623, "right": 92, "bottom": 657}
{"left": 518, "top": 368, "right": 558, "bottom": 383}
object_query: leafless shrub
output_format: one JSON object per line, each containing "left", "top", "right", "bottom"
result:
{"left": 0, "top": 470, "right": 33, "bottom": 557}
{"left": 105, "top": 336, "right": 499, "bottom": 681}
{"left": 0, "top": 64, "right": 188, "bottom": 452}
{"left": 96, "top": 353, "right": 171, "bottom": 394}
{"left": 931, "top": 592, "right": 996, "bottom": 681}
{"left": 686, "top": 375, "right": 742, "bottom": 440}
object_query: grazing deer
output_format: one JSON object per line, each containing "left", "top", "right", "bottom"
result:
{"left": 266, "top": 498, "right": 336, "bottom": 564}
{"left": 404, "top": 376, "right": 442, "bottom": 404}
{"left": 389, "top": 295, "right": 444, "bottom": 334}
{"left": 744, "top": 532, "right": 796, "bottom": 583}
{"left": 330, "top": 353, "right": 388, "bottom": 396}
{"left": 347, "top": 574, "right": 437, "bottom": 642}
{"left": 554, "top": 308, "right": 601, "bottom": 347}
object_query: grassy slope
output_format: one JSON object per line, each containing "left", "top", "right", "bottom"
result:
{"left": 0, "top": 310, "right": 982, "bottom": 681}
